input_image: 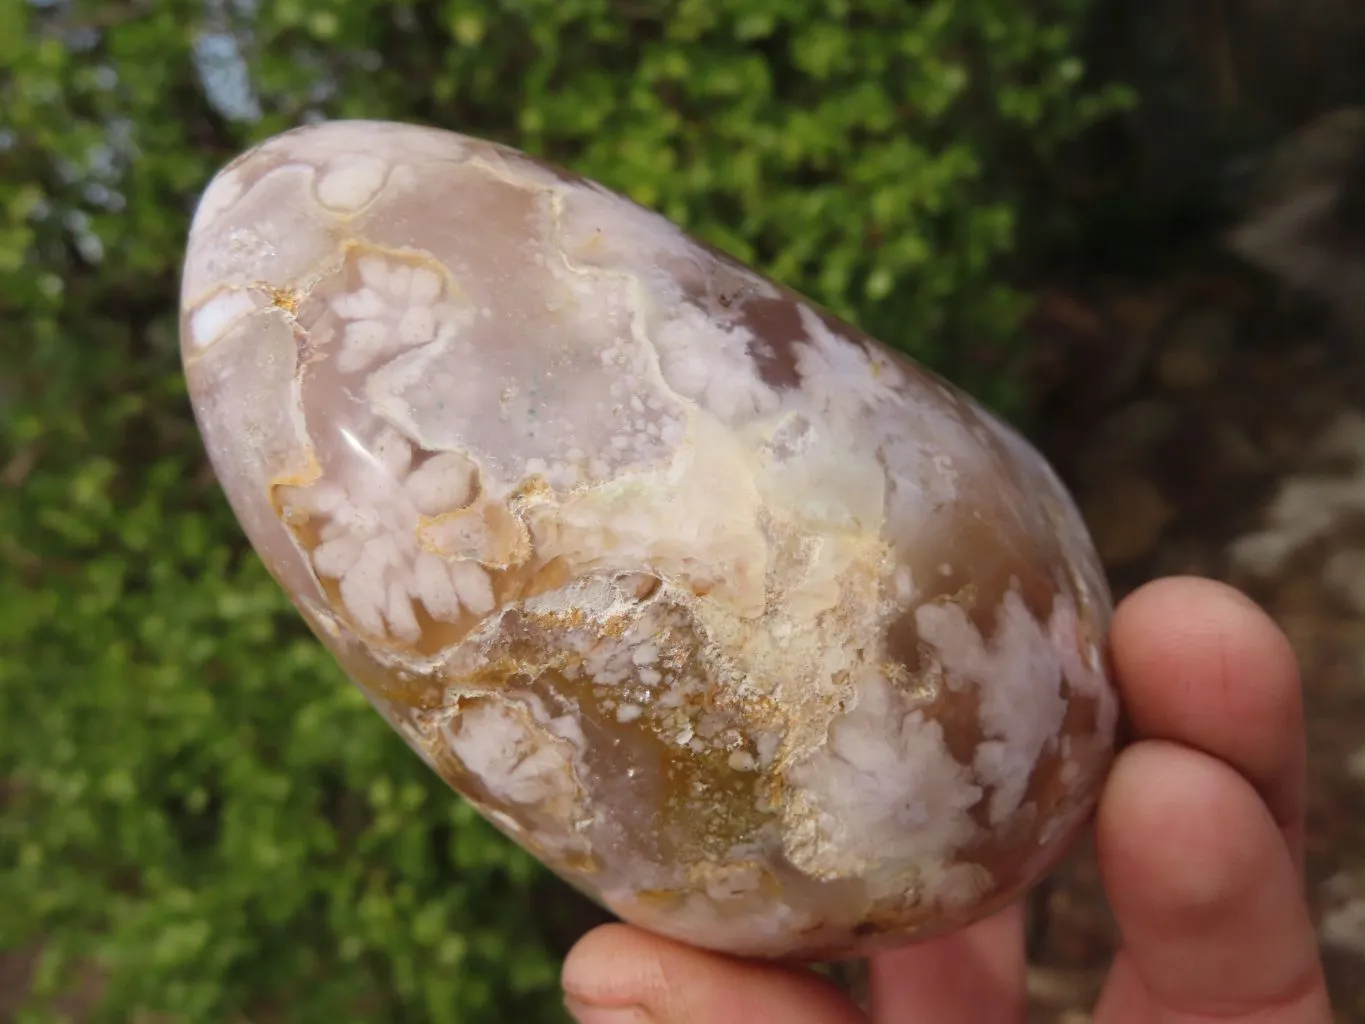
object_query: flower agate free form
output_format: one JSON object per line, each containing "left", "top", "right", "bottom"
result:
{"left": 179, "top": 121, "right": 1119, "bottom": 959}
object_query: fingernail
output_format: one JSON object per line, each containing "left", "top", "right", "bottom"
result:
{"left": 564, "top": 997, "right": 652, "bottom": 1023}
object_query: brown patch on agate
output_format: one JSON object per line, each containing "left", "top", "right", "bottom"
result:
{"left": 740, "top": 296, "right": 806, "bottom": 389}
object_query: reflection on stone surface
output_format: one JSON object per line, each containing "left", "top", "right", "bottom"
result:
{"left": 179, "top": 120, "right": 1119, "bottom": 959}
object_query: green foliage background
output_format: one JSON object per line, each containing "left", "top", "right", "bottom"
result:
{"left": 1, "top": 1, "right": 1128, "bottom": 1020}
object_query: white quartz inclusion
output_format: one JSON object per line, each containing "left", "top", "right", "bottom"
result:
{"left": 180, "top": 120, "right": 1118, "bottom": 959}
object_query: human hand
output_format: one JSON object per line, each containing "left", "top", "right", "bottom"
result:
{"left": 560, "top": 577, "right": 1333, "bottom": 1022}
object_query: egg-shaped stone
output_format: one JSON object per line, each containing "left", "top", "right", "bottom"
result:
{"left": 179, "top": 120, "right": 1119, "bottom": 959}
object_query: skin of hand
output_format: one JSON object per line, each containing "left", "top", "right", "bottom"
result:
{"left": 560, "top": 577, "right": 1335, "bottom": 1023}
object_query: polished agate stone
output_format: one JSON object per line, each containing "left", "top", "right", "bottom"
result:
{"left": 179, "top": 120, "right": 1118, "bottom": 959}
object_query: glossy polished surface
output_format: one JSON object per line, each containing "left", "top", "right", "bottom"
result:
{"left": 180, "top": 120, "right": 1118, "bottom": 958}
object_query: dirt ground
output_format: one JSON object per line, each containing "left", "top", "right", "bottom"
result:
{"left": 1023, "top": 265, "right": 1365, "bottom": 1021}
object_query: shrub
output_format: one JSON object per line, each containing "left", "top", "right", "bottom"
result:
{"left": 0, "top": 2, "right": 1128, "bottom": 1020}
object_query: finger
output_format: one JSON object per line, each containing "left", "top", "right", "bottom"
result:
{"left": 562, "top": 923, "right": 866, "bottom": 1024}
{"left": 1109, "top": 576, "right": 1307, "bottom": 868}
{"left": 1094, "top": 741, "right": 1331, "bottom": 1023}
{"left": 869, "top": 902, "right": 1026, "bottom": 1023}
